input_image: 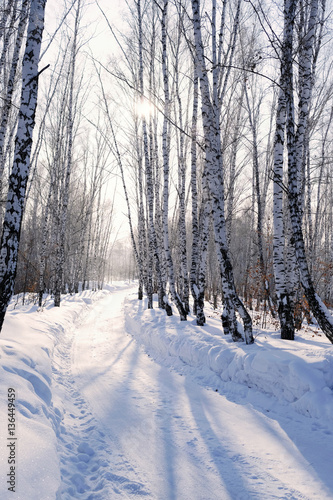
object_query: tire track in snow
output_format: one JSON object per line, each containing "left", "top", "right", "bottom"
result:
{"left": 51, "top": 299, "right": 151, "bottom": 499}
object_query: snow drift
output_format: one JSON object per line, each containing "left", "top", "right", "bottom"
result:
{"left": 124, "top": 292, "right": 333, "bottom": 423}
{"left": 0, "top": 286, "right": 122, "bottom": 499}
{"left": 1, "top": 283, "right": 333, "bottom": 499}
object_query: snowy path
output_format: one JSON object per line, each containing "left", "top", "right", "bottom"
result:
{"left": 55, "top": 287, "right": 333, "bottom": 499}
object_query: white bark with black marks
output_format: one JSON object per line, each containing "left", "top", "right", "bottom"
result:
{"left": 0, "top": 0, "right": 29, "bottom": 192}
{"left": 54, "top": 0, "right": 80, "bottom": 306}
{"left": 191, "top": 0, "right": 253, "bottom": 344}
{"left": 273, "top": 81, "right": 295, "bottom": 340}
{"left": 284, "top": 0, "right": 333, "bottom": 343}
{"left": 0, "top": 0, "right": 47, "bottom": 331}
{"left": 161, "top": 0, "right": 187, "bottom": 320}
{"left": 189, "top": 69, "right": 200, "bottom": 317}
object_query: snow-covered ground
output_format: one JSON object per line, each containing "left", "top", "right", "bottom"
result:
{"left": 0, "top": 282, "right": 333, "bottom": 499}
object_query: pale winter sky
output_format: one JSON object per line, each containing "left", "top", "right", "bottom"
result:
{"left": 42, "top": 0, "right": 131, "bottom": 241}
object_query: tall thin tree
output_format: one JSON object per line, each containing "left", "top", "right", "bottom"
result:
{"left": 0, "top": 0, "right": 47, "bottom": 331}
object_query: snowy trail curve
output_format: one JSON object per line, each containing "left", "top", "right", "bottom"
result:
{"left": 58, "top": 287, "right": 333, "bottom": 499}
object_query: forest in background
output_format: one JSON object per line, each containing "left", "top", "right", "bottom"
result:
{"left": 0, "top": 0, "right": 333, "bottom": 344}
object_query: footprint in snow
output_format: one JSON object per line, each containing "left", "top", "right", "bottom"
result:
{"left": 53, "top": 327, "right": 151, "bottom": 499}
{"left": 78, "top": 442, "right": 95, "bottom": 456}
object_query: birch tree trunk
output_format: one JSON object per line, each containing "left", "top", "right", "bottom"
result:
{"left": 38, "top": 180, "right": 52, "bottom": 307}
{"left": 189, "top": 69, "right": 200, "bottom": 317}
{"left": 284, "top": 0, "right": 333, "bottom": 343}
{"left": 226, "top": 85, "right": 244, "bottom": 246}
{"left": 191, "top": 0, "right": 253, "bottom": 343}
{"left": 311, "top": 107, "right": 333, "bottom": 278}
{"left": 0, "top": 0, "right": 47, "bottom": 331}
{"left": 137, "top": 0, "right": 154, "bottom": 308}
{"left": 54, "top": 0, "right": 80, "bottom": 307}
{"left": 0, "top": 0, "right": 29, "bottom": 194}
{"left": 0, "top": 1, "right": 18, "bottom": 82}
{"left": 174, "top": 18, "right": 190, "bottom": 315}
{"left": 272, "top": 78, "right": 295, "bottom": 340}
{"left": 244, "top": 83, "right": 275, "bottom": 319}
{"left": 195, "top": 182, "right": 212, "bottom": 326}
{"left": 134, "top": 117, "right": 147, "bottom": 301}
{"left": 161, "top": 0, "right": 187, "bottom": 320}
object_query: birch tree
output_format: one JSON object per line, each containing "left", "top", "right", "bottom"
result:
{"left": 272, "top": 79, "right": 295, "bottom": 339}
{"left": 272, "top": 1, "right": 297, "bottom": 339}
{"left": 191, "top": 0, "right": 253, "bottom": 343}
{"left": 0, "top": 0, "right": 47, "bottom": 331}
{"left": 283, "top": 0, "right": 333, "bottom": 343}
{"left": 171, "top": 2, "right": 190, "bottom": 314}
{"left": 0, "top": 0, "right": 29, "bottom": 197}
{"left": 137, "top": 0, "right": 173, "bottom": 312}
{"left": 53, "top": 0, "right": 81, "bottom": 306}
{"left": 160, "top": 0, "right": 187, "bottom": 320}
{"left": 189, "top": 69, "right": 202, "bottom": 318}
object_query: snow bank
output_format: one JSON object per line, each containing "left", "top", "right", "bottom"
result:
{"left": 0, "top": 284, "right": 129, "bottom": 500}
{"left": 124, "top": 293, "right": 333, "bottom": 423}
{"left": 1, "top": 282, "right": 332, "bottom": 499}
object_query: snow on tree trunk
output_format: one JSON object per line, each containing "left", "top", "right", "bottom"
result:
{"left": 0, "top": 0, "right": 47, "bottom": 331}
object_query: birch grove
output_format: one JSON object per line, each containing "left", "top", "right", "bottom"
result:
{"left": 1, "top": 0, "right": 333, "bottom": 345}
{"left": 0, "top": 0, "right": 116, "bottom": 331}
{"left": 102, "top": 0, "right": 333, "bottom": 344}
